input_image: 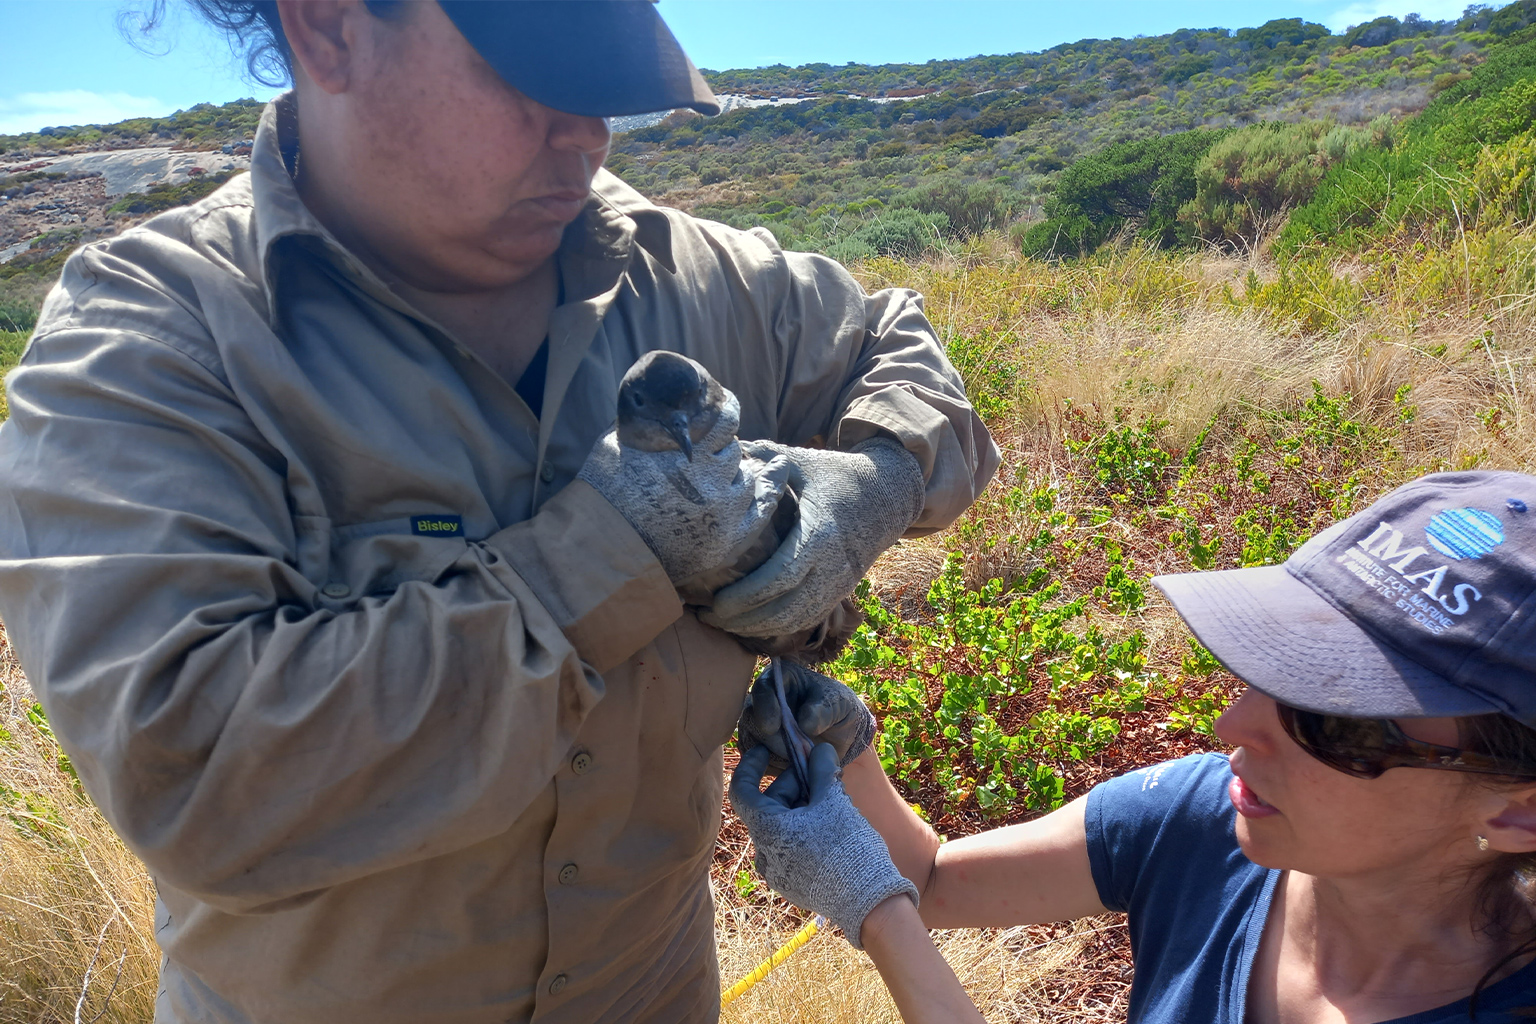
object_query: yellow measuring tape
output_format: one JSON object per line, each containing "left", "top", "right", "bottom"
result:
{"left": 719, "top": 914, "right": 827, "bottom": 1007}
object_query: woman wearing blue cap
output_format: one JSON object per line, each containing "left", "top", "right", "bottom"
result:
{"left": 733, "top": 469, "right": 1536, "bottom": 1022}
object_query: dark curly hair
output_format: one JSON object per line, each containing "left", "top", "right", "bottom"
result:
{"left": 189, "top": 1, "right": 292, "bottom": 87}
{"left": 127, "top": 1, "right": 406, "bottom": 88}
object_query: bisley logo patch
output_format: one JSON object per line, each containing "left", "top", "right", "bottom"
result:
{"left": 411, "top": 515, "right": 463, "bottom": 537}
{"left": 1338, "top": 508, "right": 1501, "bottom": 635}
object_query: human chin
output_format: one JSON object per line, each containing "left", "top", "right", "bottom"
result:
{"left": 480, "top": 223, "right": 566, "bottom": 273}
{"left": 394, "top": 233, "right": 560, "bottom": 292}
{"left": 1232, "top": 811, "right": 1299, "bottom": 869}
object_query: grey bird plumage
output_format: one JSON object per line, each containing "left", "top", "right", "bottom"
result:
{"left": 614, "top": 351, "right": 863, "bottom": 668}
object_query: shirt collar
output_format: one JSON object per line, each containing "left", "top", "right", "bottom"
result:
{"left": 588, "top": 169, "right": 676, "bottom": 274}
{"left": 248, "top": 94, "right": 677, "bottom": 326}
{"left": 246, "top": 94, "right": 400, "bottom": 327}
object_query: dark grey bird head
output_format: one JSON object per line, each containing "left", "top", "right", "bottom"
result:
{"left": 616, "top": 351, "right": 727, "bottom": 460}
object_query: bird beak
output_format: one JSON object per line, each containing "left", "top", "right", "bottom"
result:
{"left": 666, "top": 412, "right": 694, "bottom": 460}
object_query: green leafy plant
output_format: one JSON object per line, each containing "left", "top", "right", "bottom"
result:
{"left": 945, "top": 329, "right": 1021, "bottom": 421}
{"left": 830, "top": 554, "right": 1168, "bottom": 816}
{"left": 1066, "top": 414, "right": 1173, "bottom": 497}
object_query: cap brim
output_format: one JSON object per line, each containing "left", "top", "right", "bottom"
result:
{"left": 440, "top": 1, "right": 721, "bottom": 118}
{"left": 1153, "top": 566, "right": 1501, "bottom": 719}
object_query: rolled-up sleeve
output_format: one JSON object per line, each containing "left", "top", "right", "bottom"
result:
{"left": 734, "top": 228, "right": 1000, "bottom": 534}
{"left": 0, "top": 312, "right": 680, "bottom": 913}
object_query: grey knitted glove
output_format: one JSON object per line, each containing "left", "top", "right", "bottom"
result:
{"left": 738, "top": 660, "right": 876, "bottom": 769}
{"left": 700, "top": 437, "right": 924, "bottom": 639}
{"left": 730, "top": 744, "right": 918, "bottom": 949}
{"left": 578, "top": 391, "right": 794, "bottom": 584}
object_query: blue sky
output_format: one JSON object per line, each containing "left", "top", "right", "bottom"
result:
{"left": 1, "top": 0, "right": 1483, "bottom": 135}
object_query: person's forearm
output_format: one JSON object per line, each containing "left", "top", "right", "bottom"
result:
{"left": 923, "top": 797, "right": 1107, "bottom": 929}
{"left": 860, "top": 895, "right": 987, "bottom": 1024}
{"left": 841, "top": 748, "right": 942, "bottom": 892}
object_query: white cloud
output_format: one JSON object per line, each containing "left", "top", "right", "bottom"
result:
{"left": 1323, "top": 0, "right": 1476, "bottom": 33}
{"left": 0, "top": 90, "right": 172, "bottom": 137}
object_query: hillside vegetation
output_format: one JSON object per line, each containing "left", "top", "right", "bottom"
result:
{"left": 611, "top": 3, "right": 1536, "bottom": 259}
{"left": 0, "top": 98, "right": 263, "bottom": 155}
{"left": 4, "top": 7, "right": 1536, "bottom": 1022}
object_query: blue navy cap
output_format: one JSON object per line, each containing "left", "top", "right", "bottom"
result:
{"left": 438, "top": 0, "right": 720, "bottom": 118}
{"left": 1154, "top": 471, "right": 1536, "bottom": 725}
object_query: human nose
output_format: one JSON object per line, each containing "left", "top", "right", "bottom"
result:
{"left": 1214, "top": 686, "right": 1281, "bottom": 754}
{"left": 548, "top": 111, "right": 611, "bottom": 159}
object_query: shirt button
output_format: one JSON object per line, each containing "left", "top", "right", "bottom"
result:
{"left": 558, "top": 863, "right": 579, "bottom": 885}
{"left": 571, "top": 751, "right": 593, "bottom": 775}
{"left": 540, "top": 463, "right": 555, "bottom": 484}
{"left": 548, "top": 974, "right": 568, "bottom": 995}
{"left": 321, "top": 583, "right": 350, "bottom": 599}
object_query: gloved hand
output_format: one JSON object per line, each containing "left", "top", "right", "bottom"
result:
{"left": 578, "top": 390, "right": 794, "bottom": 585}
{"left": 738, "top": 660, "right": 876, "bottom": 769}
{"left": 700, "top": 437, "right": 924, "bottom": 639}
{"left": 730, "top": 744, "right": 919, "bottom": 949}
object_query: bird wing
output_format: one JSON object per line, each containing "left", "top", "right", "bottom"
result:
{"left": 673, "top": 487, "right": 798, "bottom": 606}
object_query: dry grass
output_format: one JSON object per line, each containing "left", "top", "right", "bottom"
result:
{"left": 715, "top": 896, "right": 1130, "bottom": 1023}
{"left": 860, "top": 244, "right": 1536, "bottom": 476}
{"left": 2, "top": 240, "right": 1535, "bottom": 1022}
{"left": 0, "top": 645, "right": 158, "bottom": 1023}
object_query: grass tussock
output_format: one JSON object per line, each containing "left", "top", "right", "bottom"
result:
{"left": 715, "top": 889, "right": 1129, "bottom": 1023}
{"left": 859, "top": 238, "right": 1536, "bottom": 474}
{"left": 0, "top": 649, "right": 158, "bottom": 1024}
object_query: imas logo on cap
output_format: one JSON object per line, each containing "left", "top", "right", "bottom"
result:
{"left": 1340, "top": 508, "right": 1502, "bottom": 635}
{"left": 411, "top": 514, "right": 463, "bottom": 537}
{"left": 1425, "top": 508, "right": 1505, "bottom": 560}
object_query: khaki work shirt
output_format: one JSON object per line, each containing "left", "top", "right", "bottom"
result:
{"left": 0, "top": 97, "right": 998, "bottom": 1024}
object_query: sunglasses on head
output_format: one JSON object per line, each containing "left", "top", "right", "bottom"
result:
{"left": 1275, "top": 702, "right": 1536, "bottom": 780}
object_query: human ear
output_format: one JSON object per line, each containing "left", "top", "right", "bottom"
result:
{"left": 276, "top": 0, "right": 357, "bottom": 95}
{"left": 1479, "top": 785, "right": 1536, "bottom": 854}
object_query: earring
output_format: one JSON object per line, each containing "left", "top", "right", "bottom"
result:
{"left": 1476, "top": 835, "right": 1492, "bottom": 851}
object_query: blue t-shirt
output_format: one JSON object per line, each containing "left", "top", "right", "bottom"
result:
{"left": 1085, "top": 752, "right": 1536, "bottom": 1023}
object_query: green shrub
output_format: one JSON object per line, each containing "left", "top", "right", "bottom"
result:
{"left": 0, "top": 98, "right": 264, "bottom": 154}
{"left": 0, "top": 298, "right": 37, "bottom": 335}
{"left": 1490, "top": 0, "right": 1536, "bottom": 36}
{"left": 1065, "top": 415, "right": 1173, "bottom": 497}
{"left": 0, "top": 329, "right": 30, "bottom": 420}
{"left": 831, "top": 557, "right": 1163, "bottom": 815}
{"left": 893, "top": 178, "right": 1021, "bottom": 237}
{"left": 1341, "top": 15, "right": 1407, "bottom": 49}
{"left": 1162, "top": 54, "right": 1213, "bottom": 84}
{"left": 0, "top": 273, "right": 49, "bottom": 335}
{"left": 1280, "top": 32, "right": 1536, "bottom": 254}
{"left": 826, "top": 208, "right": 950, "bottom": 261}
{"left": 107, "top": 170, "right": 241, "bottom": 217}
{"left": 1179, "top": 121, "right": 1375, "bottom": 247}
{"left": 1018, "top": 129, "right": 1230, "bottom": 258}
{"left": 944, "top": 328, "right": 1021, "bottom": 421}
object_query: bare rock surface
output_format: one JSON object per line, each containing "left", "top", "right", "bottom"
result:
{"left": 0, "top": 147, "right": 249, "bottom": 198}
{"left": 1, "top": 147, "right": 242, "bottom": 267}
{"left": 0, "top": 176, "right": 109, "bottom": 249}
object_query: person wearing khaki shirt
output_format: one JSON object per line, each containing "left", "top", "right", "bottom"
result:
{"left": 0, "top": 3, "right": 999, "bottom": 1023}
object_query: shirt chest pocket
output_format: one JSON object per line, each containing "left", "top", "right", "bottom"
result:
{"left": 293, "top": 516, "right": 469, "bottom": 605}
{"left": 671, "top": 613, "right": 757, "bottom": 760}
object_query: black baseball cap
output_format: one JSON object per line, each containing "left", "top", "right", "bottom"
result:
{"left": 1154, "top": 471, "right": 1536, "bottom": 726}
{"left": 438, "top": 1, "right": 720, "bottom": 118}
